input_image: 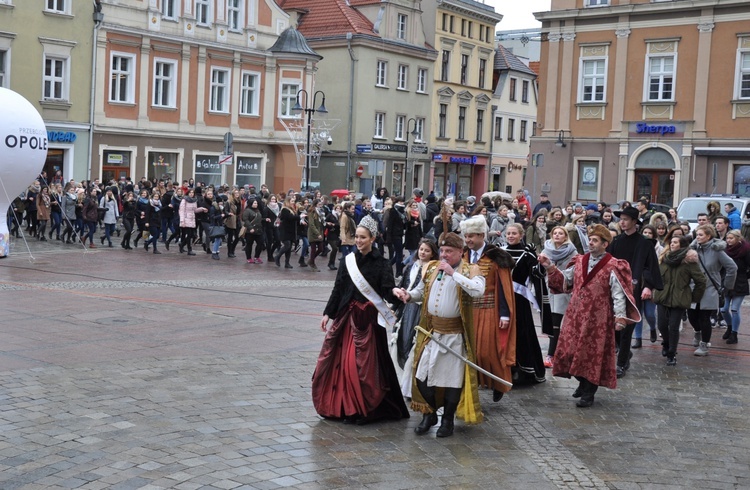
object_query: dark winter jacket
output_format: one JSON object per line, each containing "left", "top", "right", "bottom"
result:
{"left": 654, "top": 249, "right": 706, "bottom": 309}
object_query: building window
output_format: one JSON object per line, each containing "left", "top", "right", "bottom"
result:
{"left": 376, "top": 60, "right": 387, "bottom": 86}
{"left": 507, "top": 118, "right": 515, "bottom": 140}
{"left": 195, "top": 154, "right": 223, "bottom": 188}
{"left": 486, "top": 27, "right": 492, "bottom": 44}
{"left": 460, "top": 54, "right": 468, "bottom": 85}
{"left": 479, "top": 24, "right": 485, "bottom": 42}
{"left": 646, "top": 55, "right": 675, "bottom": 101}
{"left": 736, "top": 51, "right": 750, "bottom": 99}
{"left": 196, "top": 0, "right": 212, "bottom": 25}
{"left": 475, "top": 109, "right": 484, "bottom": 142}
{"left": 522, "top": 79, "right": 530, "bottom": 103}
{"left": 577, "top": 160, "right": 599, "bottom": 200}
{"left": 461, "top": 19, "right": 466, "bottom": 37}
{"left": 279, "top": 82, "right": 299, "bottom": 117}
{"left": 397, "top": 64, "right": 408, "bottom": 90}
{"left": 0, "top": 50, "right": 7, "bottom": 88}
{"left": 240, "top": 71, "right": 259, "bottom": 115}
{"left": 43, "top": 57, "right": 67, "bottom": 101}
{"left": 415, "top": 117, "right": 425, "bottom": 142}
{"left": 442, "top": 13, "right": 448, "bottom": 31}
{"left": 450, "top": 16, "right": 454, "bottom": 33}
{"left": 236, "top": 157, "right": 263, "bottom": 189}
{"left": 397, "top": 14, "right": 407, "bottom": 40}
{"left": 478, "top": 59, "right": 486, "bottom": 89}
{"left": 457, "top": 106, "right": 466, "bottom": 140}
{"left": 467, "top": 21, "right": 473, "bottom": 39}
{"left": 110, "top": 53, "right": 135, "bottom": 103}
{"left": 509, "top": 77, "right": 517, "bottom": 101}
{"left": 374, "top": 112, "right": 385, "bottom": 138}
{"left": 153, "top": 59, "right": 177, "bottom": 107}
{"left": 161, "top": 0, "right": 178, "bottom": 19}
{"left": 441, "top": 50, "right": 450, "bottom": 82}
{"left": 438, "top": 104, "right": 447, "bottom": 138}
{"left": 520, "top": 120, "right": 528, "bottom": 142}
{"left": 586, "top": 0, "right": 609, "bottom": 5}
{"left": 210, "top": 68, "right": 230, "bottom": 113}
{"left": 417, "top": 68, "right": 427, "bottom": 93}
{"left": 580, "top": 59, "right": 606, "bottom": 102}
{"left": 395, "top": 114, "right": 405, "bottom": 140}
{"left": 45, "top": 0, "right": 67, "bottom": 14}
{"left": 227, "top": 0, "right": 242, "bottom": 31}
{"left": 494, "top": 116, "right": 503, "bottom": 140}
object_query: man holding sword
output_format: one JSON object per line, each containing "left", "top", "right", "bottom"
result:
{"left": 394, "top": 231, "right": 485, "bottom": 438}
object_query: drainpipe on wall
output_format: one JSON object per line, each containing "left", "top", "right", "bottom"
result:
{"left": 88, "top": 2, "right": 104, "bottom": 180}
{"left": 488, "top": 105, "right": 497, "bottom": 192}
{"left": 346, "top": 32, "right": 357, "bottom": 190}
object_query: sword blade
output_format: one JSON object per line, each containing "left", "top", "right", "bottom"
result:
{"left": 415, "top": 325, "right": 513, "bottom": 388}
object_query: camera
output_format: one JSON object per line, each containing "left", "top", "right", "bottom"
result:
{"left": 327, "top": 136, "right": 333, "bottom": 145}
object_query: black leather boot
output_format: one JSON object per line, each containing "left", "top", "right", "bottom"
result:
{"left": 437, "top": 388, "right": 461, "bottom": 438}
{"left": 414, "top": 413, "right": 438, "bottom": 435}
{"left": 576, "top": 379, "right": 598, "bottom": 408}
{"left": 722, "top": 325, "right": 732, "bottom": 340}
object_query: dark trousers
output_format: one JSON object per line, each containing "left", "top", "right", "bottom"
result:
{"left": 276, "top": 239, "right": 293, "bottom": 264}
{"left": 389, "top": 239, "right": 404, "bottom": 276}
{"left": 245, "top": 234, "right": 263, "bottom": 260}
{"left": 121, "top": 219, "right": 133, "bottom": 246}
{"left": 309, "top": 241, "right": 322, "bottom": 266}
{"left": 327, "top": 239, "right": 340, "bottom": 267}
{"left": 574, "top": 376, "right": 599, "bottom": 397}
{"left": 657, "top": 305, "right": 684, "bottom": 358}
{"left": 548, "top": 313, "right": 564, "bottom": 357}
{"left": 181, "top": 227, "right": 195, "bottom": 251}
{"left": 688, "top": 306, "right": 713, "bottom": 343}
{"left": 616, "top": 322, "right": 636, "bottom": 368}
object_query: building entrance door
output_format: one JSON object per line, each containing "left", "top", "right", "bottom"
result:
{"left": 634, "top": 171, "right": 674, "bottom": 206}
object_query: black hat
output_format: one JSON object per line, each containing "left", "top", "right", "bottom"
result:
{"left": 614, "top": 207, "right": 639, "bottom": 221}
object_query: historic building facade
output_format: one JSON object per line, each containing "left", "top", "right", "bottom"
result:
{"left": 0, "top": 0, "right": 95, "bottom": 183}
{"left": 93, "top": 0, "right": 319, "bottom": 193}
{"left": 532, "top": 0, "right": 750, "bottom": 207}
{"left": 422, "top": 0, "right": 503, "bottom": 199}
{"left": 281, "top": 0, "right": 436, "bottom": 197}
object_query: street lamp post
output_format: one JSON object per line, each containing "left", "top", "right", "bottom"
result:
{"left": 292, "top": 90, "right": 327, "bottom": 191}
{"left": 403, "top": 117, "right": 420, "bottom": 198}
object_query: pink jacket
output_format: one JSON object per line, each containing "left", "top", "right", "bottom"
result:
{"left": 180, "top": 198, "right": 198, "bottom": 228}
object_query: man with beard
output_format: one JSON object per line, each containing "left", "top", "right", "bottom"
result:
{"left": 609, "top": 207, "right": 663, "bottom": 378}
{"left": 460, "top": 216, "right": 516, "bottom": 402}
{"left": 539, "top": 224, "right": 641, "bottom": 407}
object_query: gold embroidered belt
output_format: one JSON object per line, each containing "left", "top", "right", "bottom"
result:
{"left": 426, "top": 314, "right": 464, "bottom": 335}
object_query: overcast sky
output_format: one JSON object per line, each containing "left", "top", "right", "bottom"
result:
{"left": 484, "top": 0, "right": 551, "bottom": 31}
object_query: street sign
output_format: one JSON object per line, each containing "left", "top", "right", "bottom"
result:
{"left": 334, "top": 161, "right": 346, "bottom": 167}
{"left": 356, "top": 144, "right": 372, "bottom": 153}
{"left": 356, "top": 165, "right": 365, "bottom": 177}
{"left": 219, "top": 154, "right": 233, "bottom": 165}
{"left": 411, "top": 145, "right": 429, "bottom": 154}
{"left": 223, "top": 132, "right": 233, "bottom": 155}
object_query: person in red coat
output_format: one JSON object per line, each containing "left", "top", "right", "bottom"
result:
{"left": 538, "top": 224, "right": 640, "bottom": 408}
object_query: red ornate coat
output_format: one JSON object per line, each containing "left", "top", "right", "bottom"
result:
{"left": 547, "top": 253, "right": 641, "bottom": 389}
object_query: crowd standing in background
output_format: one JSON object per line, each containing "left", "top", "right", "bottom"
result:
{"left": 8, "top": 176, "right": 747, "bottom": 417}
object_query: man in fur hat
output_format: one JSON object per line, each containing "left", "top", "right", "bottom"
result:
{"left": 539, "top": 224, "right": 641, "bottom": 408}
{"left": 396, "top": 231, "right": 485, "bottom": 437}
{"left": 460, "top": 216, "right": 516, "bottom": 402}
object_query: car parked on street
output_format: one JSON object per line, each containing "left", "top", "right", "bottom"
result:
{"left": 676, "top": 194, "right": 750, "bottom": 230}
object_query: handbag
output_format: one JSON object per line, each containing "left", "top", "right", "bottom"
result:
{"left": 239, "top": 225, "right": 247, "bottom": 236}
{"left": 142, "top": 230, "right": 150, "bottom": 240}
{"left": 697, "top": 251, "right": 725, "bottom": 308}
{"left": 208, "top": 225, "right": 226, "bottom": 239}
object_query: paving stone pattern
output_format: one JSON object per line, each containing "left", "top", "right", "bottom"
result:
{"left": 1, "top": 242, "right": 749, "bottom": 488}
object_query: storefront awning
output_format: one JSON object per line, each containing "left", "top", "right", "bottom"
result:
{"left": 694, "top": 147, "right": 750, "bottom": 157}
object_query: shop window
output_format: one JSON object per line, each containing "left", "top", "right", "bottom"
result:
{"left": 577, "top": 160, "right": 599, "bottom": 201}
{"left": 733, "top": 165, "right": 750, "bottom": 197}
{"left": 236, "top": 157, "right": 263, "bottom": 188}
{"left": 103, "top": 150, "right": 132, "bottom": 182}
{"left": 194, "top": 154, "right": 223, "bottom": 187}
{"left": 148, "top": 151, "right": 178, "bottom": 182}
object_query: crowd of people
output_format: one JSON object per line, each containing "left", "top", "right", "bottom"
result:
{"left": 309, "top": 186, "right": 748, "bottom": 437}
{"left": 7, "top": 175, "right": 746, "bottom": 429}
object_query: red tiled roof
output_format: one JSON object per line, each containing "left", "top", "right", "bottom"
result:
{"left": 279, "top": 0, "right": 376, "bottom": 38}
{"left": 528, "top": 61, "right": 540, "bottom": 75}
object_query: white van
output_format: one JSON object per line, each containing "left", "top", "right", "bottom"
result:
{"left": 676, "top": 194, "right": 750, "bottom": 230}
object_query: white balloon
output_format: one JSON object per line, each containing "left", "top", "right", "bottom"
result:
{"left": 0, "top": 88, "right": 48, "bottom": 257}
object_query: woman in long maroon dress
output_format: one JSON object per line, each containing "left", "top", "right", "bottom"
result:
{"left": 312, "top": 217, "right": 409, "bottom": 424}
